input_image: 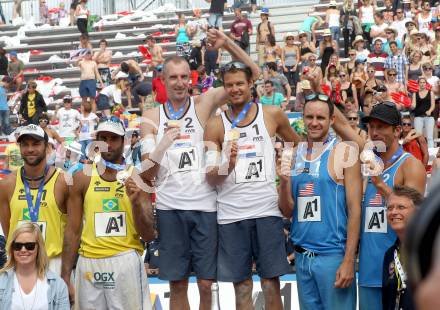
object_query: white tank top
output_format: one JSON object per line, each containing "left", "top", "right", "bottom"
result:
{"left": 217, "top": 103, "right": 282, "bottom": 224}
{"left": 328, "top": 13, "right": 340, "bottom": 27}
{"left": 418, "top": 12, "right": 432, "bottom": 34}
{"left": 361, "top": 6, "right": 374, "bottom": 24}
{"left": 156, "top": 98, "right": 217, "bottom": 212}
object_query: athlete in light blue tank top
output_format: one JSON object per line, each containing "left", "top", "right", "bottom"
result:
{"left": 358, "top": 151, "right": 411, "bottom": 310}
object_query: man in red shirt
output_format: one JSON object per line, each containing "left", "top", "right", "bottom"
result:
{"left": 152, "top": 65, "right": 167, "bottom": 104}
{"left": 229, "top": 7, "right": 252, "bottom": 54}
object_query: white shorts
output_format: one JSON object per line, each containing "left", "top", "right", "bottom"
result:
{"left": 75, "top": 250, "right": 152, "bottom": 310}
{"left": 48, "top": 256, "right": 61, "bottom": 275}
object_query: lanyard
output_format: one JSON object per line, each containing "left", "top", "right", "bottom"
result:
{"left": 22, "top": 166, "right": 49, "bottom": 223}
{"left": 306, "top": 135, "right": 333, "bottom": 154}
{"left": 230, "top": 101, "right": 254, "bottom": 129}
{"left": 394, "top": 248, "right": 407, "bottom": 290}
{"left": 375, "top": 146, "right": 403, "bottom": 165}
{"left": 101, "top": 159, "right": 126, "bottom": 171}
{"left": 166, "top": 98, "right": 189, "bottom": 120}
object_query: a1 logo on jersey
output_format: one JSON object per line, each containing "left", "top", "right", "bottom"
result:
{"left": 364, "top": 207, "right": 387, "bottom": 233}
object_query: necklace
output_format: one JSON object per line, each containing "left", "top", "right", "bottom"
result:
{"left": 18, "top": 275, "right": 38, "bottom": 310}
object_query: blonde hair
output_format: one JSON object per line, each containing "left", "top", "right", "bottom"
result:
{"left": 343, "top": 0, "right": 354, "bottom": 11}
{"left": 0, "top": 223, "right": 48, "bottom": 279}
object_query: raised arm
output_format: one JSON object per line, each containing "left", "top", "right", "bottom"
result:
{"left": 332, "top": 106, "right": 365, "bottom": 148}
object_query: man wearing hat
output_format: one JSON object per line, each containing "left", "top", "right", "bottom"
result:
{"left": 256, "top": 7, "right": 275, "bottom": 67}
{"left": 358, "top": 102, "right": 426, "bottom": 310}
{"left": 0, "top": 124, "right": 69, "bottom": 274}
{"left": 383, "top": 27, "right": 402, "bottom": 56}
{"left": 54, "top": 95, "right": 80, "bottom": 145}
{"left": 61, "top": 118, "right": 155, "bottom": 309}
{"left": 7, "top": 51, "right": 24, "bottom": 91}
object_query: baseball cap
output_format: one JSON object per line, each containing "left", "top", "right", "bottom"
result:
{"left": 261, "top": 7, "right": 269, "bottom": 15}
{"left": 63, "top": 95, "right": 72, "bottom": 102}
{"left": 9, "top": 51, "right": 17, "bottom": 57}
{"left": 95, "top": 117, "right": 126, "bottom": 137}
{"left": 115, "top": 71, "right": 129, "bottom": 79}
{"left": 17, "top": 124, "right": 49, "bottom": 143}
{"left": 362, "top": 102, "right": 402, "bottom": 126}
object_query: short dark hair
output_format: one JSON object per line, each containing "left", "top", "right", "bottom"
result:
{"left": 99, "top": 39, "right": 108, "bottom": 46}
{"left": 392, "top": 185, "right": 424, "bottom": 207}
{"left": 389, "top": 41, "right": 398, "bottom": 47}
{"left": 374, "top": 11, "right": 384, "bottom": 19}
{"left": 266, "top": 62, "right": 277, "bottom": 72}
{"left": 264, "top": 80, "right": 274, "bottom": 86}
{"left": 80, "top": 33, "right": 89, "bottom": 41}
{"left": 120, "top": 62, "right": 130, "bottom": 73}
{"left": 303, "top": 96, "right": 335, "bottom": 117}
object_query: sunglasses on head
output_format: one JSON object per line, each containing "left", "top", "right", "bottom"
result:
{"left": 12, "top": 242, "right": 37, "bottom": 251}
{"left": 305, "top": 93, "right": 329, "bottom": 102}
{"left": 221, "top": 61, "right": 250, "bottom": 74}
{"left": 99, "top": 116, "right": 124, "bottom": 125}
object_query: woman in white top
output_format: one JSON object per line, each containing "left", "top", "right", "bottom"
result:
{"left": 0, "top": 223, "right": 69, "bottom": 310}
{"left": 325, "top": 1, "right": 341, "bottom": 42}
{"left": 97, "top": 72, "right": 131, "bottom": 116}
{"left": 358, "top": 0, "right": 375, "bottom": 44}
{"left": 74, "top": 0, "right": 89, "bottom": 34}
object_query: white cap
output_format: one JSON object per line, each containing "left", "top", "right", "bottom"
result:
{"left": 17, "top": 124, "right": 48, "bottom": 142}
{"left": 95, "top": 118, "right": 126, "bottom": 136}
{"left": 115, "top": 71, "right": 129, "bottom": 79}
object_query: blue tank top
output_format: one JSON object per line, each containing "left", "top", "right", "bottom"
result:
{"left": 176, "top": 26, "right": 189, "bottom": 43}
{"left": 290, "top": 139, "right": 348, "bottom": 255}
{"left": 300, "top": 16, "right": 317, "bottom": 32}
{"left": 358, "top": 152, "right": 411, "bottom": 287}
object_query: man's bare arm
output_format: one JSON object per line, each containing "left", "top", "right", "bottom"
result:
{"left": 273, "top": 107, "right": 301, "bottom": 145}
{"left": 333, "top": 107, "right": 365, "bottom": 148}
{"left": 0, "top": 176, "right": 14, "bottom": 239}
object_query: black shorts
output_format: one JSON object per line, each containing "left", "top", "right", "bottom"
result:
{"left": 218, "top": 216, "right": 290, "bottom": 283}
{"left": 157, "top": 209, "right": 217, "bottom": 281}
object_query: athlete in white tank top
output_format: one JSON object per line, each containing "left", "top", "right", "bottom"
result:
{"left": 217, "top": 103, "right": 282, "bottom": 224}
{"left": 155, "top": 97, "right": 217, "bottom": 212}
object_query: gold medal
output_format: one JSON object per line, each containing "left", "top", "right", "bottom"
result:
{"left": 167, "top": 120, "right": 181, "bottom": 129}
{"left": 116, "top": 170, "right": 130, "bottom": 185}
{"left": 227, "top": 129, "right": 240, "bottom": 141}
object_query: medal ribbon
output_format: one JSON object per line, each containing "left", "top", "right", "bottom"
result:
{"left": 374, "top": 146, "right": 404, "bottom": 165}
{"left": 230, "top": 101, "right": 254, "bottom": 129}
{"left": 394, "top": 249, "right": 407, "bottom": 290}
{"left": 101, "top": 159, "right": 126, "bottom": 171}
{"left": 22, "top": 166, "right": 49, "bottom": 223}
{"left": 166, "top": 98, "right": 189, "bottom": 120}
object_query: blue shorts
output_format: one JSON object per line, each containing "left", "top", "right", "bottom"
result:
{"left": 79, "top": 79, "right": 97, "bottom": 98}
{"left": 217, "top": 216, "right": 290, "bottom": 283}
{"left": 157, "top": 209, "right": 217, "bottom": 281}
{"left": 96, "top": 94, "right": 111, "bottom": 111}
{"left": 208, "top": 13, "right": 223, "bottom": 29}
{"left": 359, "top": 286, "right": 382, "bottom": 310}
{"left": 295, "top": 252, "right": 357, "bottom": 310}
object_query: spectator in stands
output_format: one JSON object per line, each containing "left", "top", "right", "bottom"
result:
{"left": 54, "top": 95, "right": 80, "bottom": 144}
{"left": 419, "top": 32, "right": 436, "bottom": 65}
{"left": 353, "top": 35, "right": 370, "bottom": 59}
{"left": 266, "top": 62, "right": 291, "bottom": 104}
{"left": 408, "top": 51, "right": 424, "bottom": 81}
{"left": 401, "top": 116, "right": 429, "bottom": 166}
{"left": 344, "top": 49, "right": 357, "bottom": 76}
{"left": 39, "top": 0, "right": 49, "bottom": 25}
{"left": 79, "top": 49, "right": 103, "bottom": 113}
{"left": 116, "top": 59, "right": 145, "bottom": 86}
{"left": 18, "top": 80, "right": 46, "bottom": 125}
{"left": 391, "top": 7, "right": 410, "bottom": 42}
{"left": 340, "top": 69, "right": 359, "bottom": 109}
{"left": 230, "top": 7, "right": 252, "bottom": 54}
{"left": 340, "top": 0, "right": 358, "bottom": 57}
{"left": 204, "top": 47, "right": 220, "bottom": 76}
{"left": 385, "top": 42, "right": 408, "bottom": 84}
{"left": 382, "top": 0, "right": 394, "bottom": 24}
{"left": 97, "top": 72, "right": 130, "bottom": 116}
{"left": 93, "top": 39, "right": 112, "bottom": 88}
{"left": 352, "top": 58, "right": 368, "bottom": 107}
{"left": 38, "top": 113, "right": 63, "bottom": 145}
{"left": 384, "top": 68, "right": 406, "bottom": 104}
{"left": 299, "top": 10, "right": 323, "bottom": 42}
{"left": 74, "top": 0, "right": 89, "bottom": 34}
{"left": 4, "top": 130, "right": 23, "bottom": 172}
{"left": 0, "top": 223, "right": 69, "bottom": 309}
{"left": 281, "top": 33, "right": 299, "bottom": 92}
{"left": 258, "top": 80, "right": 287, "bottom": 109}
{"left": 0, "top": 48, "right": 7, "bottom": 77}
{"left": 8, "top": 51, "right": 23, "bottom": 91}
{"left": 326, "top": 0, "right": 341, "bottom": 42}
{"left": 433, "top": 27, "right": 440, "bottom": 76}
{"left": 319, "top": 29, "right": 337, "bottom": 73}
{"left": 367, "top": 39, "right": 388, "bottom": 81}
{"left": 303, "top": 54, "right": 323, "bottom": 92}
{"left": 0, "top": 76, "right": 11, "bottom": 135}
{"left": 412, "top": 76, "right": 435, "bottom": 148}
{"left": 78, "top": 33, "right": 92, "bottom": 50}
{"left": 132, "top": 81, "right": 152, "bottom": 113}
{"left": 12, "top": 0, "right": 22, "bottom": 20}
{"left": 207, "top": 0, "right": 226, "bottom": 30}
{"left": 175, "top": 13, "right": 191, "bottom": 59}
{"left": 382, "top": 186, "right": 423, "bottom": 310}
{"left": 295, "top": 79, "right": 314, "bottom": 111}
{"left": 126, "top": 130, "right": 141, "bottom": 167}
{"left": 78, "top": 101, "right": 97, "bottom": 160}
{"left": 197, "top": 65, "right": 213, "bottom": 92}
{"left": 263, "top": 34, "right": 281, "bottom": 69}
{"left": 256, "top": 8, "right": 275, "bottom": 68}
{"left": 152, "top": 65, "right": 167, "bottom": 105}
{"left": 383, "top": 27, "right": 403, "bottom": 56}
{"left": 188, "top": 8, "right": 208, "bottom": 58}
{"left": 346, "top": 110, "right": 368, "bottom": 141}
{"left": 359, "top": 0, "right": 375, "bottom": 44}
{"left": 298, "top": 31, "right": 316, "bottom": 65}
{"left": 416, "top": 1, "right": 433, "bottom": 37}
{"left": 370, "top": 12, "right": 387, "bottom": 44}
{"left": 69, "top": 0, "right": 79, "bottom": 26}
{"left": 52, "top": 2, "right": 67, "bottom": 26}
{"left": 144, "top": 35, "right": 164, "bottom": 69}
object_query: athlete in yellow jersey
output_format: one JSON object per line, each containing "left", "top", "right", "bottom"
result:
{"left": 0, "top": 124, "right": 68, "bottom": 275}
{"left": 61, "top": 118, "right": 155, "bottom": 310}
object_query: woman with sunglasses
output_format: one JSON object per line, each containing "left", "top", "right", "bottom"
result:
{"left": 340, "top": 0, "right": 357, "bottom": 57}
{"left": 281, "top": 33, "right": 300, "bottom": 92}
{"left": 363, "top": 64, "right": 382, "bottom": 97}
{"left": 384, "top": 68, "right": 406, "bottom": 104}
{"left": 340, "top": 69, "right": 358, "bottom": 110}
{"left": 412, "top": 76, "right": 436, "bottom": 148}
{"left": 299, "top": 31, "right": 316, "bottom": 64}
{"left": 319, "top": 29, "right": 337, "bottom": 74}
{"left": 0, "top": 223, "right": 69, "bottom": 309}
{"left": 400, "top": 116, "right": 429, "bottom": 166}
{"left": 346, "top": 111, "right": 367, "bottom": 142}
{"left": 408, "top": 50, "right": 424, "bottom": 82}
{"left": 345, "top": 49, "right": 357, "bottom": 76}
{"left": 38, "top": 113, "right": 63, "bottom": 145}
{"left": 418, "top": 32, "right": 436, "bottom": 65}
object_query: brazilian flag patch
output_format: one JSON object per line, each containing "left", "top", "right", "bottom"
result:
{"left": 22, "top": 208, "right": 30, "bottom": 221}
{"left": 102, "top": 199, "right": 119, "bottom": 212}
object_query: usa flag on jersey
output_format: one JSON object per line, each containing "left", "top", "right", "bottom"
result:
{"left": 369, "top": 193, "right": 383, "bottom": 206}
{"left": 299, "top": 183, "right": 315, "bottom": 196}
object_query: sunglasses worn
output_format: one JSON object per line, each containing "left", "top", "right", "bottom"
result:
{"left": 423, "top": 67, "right": 433, "bottom": 70}
{"left": 39, "top": 119, "right": 48, "bottom": 123}
{"left": 349, "top": 54, "right": 356, "bottom": 56}
{"left": 388, "top": 73, "right": 396, "bottom": 76}
{"left": 339, "top": 74, "right": 346, "bottom": 77}
{"left": 402, "top": 122, "right": 412, "bottom": 126}
{"left": 12, "top": 242, "right": 37, "bottom": 251}
{"left": 348, "top": 117, "right": 358, "bottom": 120}
{"left": 368, "top": 70, "right": 375, "bottom": 73}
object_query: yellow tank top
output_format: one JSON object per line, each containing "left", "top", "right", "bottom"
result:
{"left": 27, "top": 93, "right": 36, "bottom": 118}
{"left": 79, "top": 164, "right": 143, "bottom": 258}
{"left": 9, "top": 167, "right": 66, "bottom": 258}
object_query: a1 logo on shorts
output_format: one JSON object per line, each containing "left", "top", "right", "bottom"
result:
{"left": 94, "top": 199, "right": 127, "bottom": 237}
{"left": 297, "top": 183, "right": 321, "bottom": 222}
{"left": 364, "top": 207, "right": 387, "bottom": 233}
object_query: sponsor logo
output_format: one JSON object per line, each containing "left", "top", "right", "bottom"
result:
{"left": 85, "top": 271, "right": 115, "bottom": 289}
{"left": 94, "top": 187, "right": 110, "bottom": 192}
{"left": 22, "top": 208, "right": 30, "bottom": 221}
